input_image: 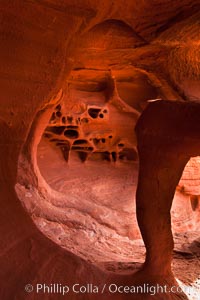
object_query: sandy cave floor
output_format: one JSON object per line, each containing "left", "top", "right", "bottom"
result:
{"left": 36, "top": 139, "right": 200, "bottom": 299}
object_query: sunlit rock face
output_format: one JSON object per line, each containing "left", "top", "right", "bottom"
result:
{"left": 1, "top": 1, "right": 200, "bottom": 300}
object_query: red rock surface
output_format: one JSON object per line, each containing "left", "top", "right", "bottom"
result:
{"left": 0, "top": 1, "right": 200, "bottom": 300}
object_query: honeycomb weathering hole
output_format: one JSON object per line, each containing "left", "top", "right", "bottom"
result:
{"left": 64, "top": 129, "right": 79, "bottom": 139}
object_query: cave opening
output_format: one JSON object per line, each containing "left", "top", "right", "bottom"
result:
{"left": 15, "top": 16, "right": 199, "bottom": 269}
{"left": 14, "top": 14, "right": 200, "bottom": 300}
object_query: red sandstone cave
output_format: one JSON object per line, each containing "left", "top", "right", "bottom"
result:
{"left": 0, "top": 1, "right": 200, "bottom": 300}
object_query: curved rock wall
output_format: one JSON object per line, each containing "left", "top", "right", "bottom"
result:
{"left": 0, "top": 1, "right": 200, "bottom": 300}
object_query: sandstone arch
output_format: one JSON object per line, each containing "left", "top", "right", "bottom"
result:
{"left": 0, "top": 1, "right": 200, "bottom": 299}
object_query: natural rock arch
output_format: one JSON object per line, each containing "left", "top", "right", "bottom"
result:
{"left": 0, "top": 1, "right": 200, "bottom": 300}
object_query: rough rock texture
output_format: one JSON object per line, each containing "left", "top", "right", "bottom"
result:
{"left": 43, "top": 75, "right": 139, "bottom": 163}
{"left": 0, "top": 1, "right": 200, "bottom": 300}
{"left": 135, "top": 100, "right": 200, "bottom": 282}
